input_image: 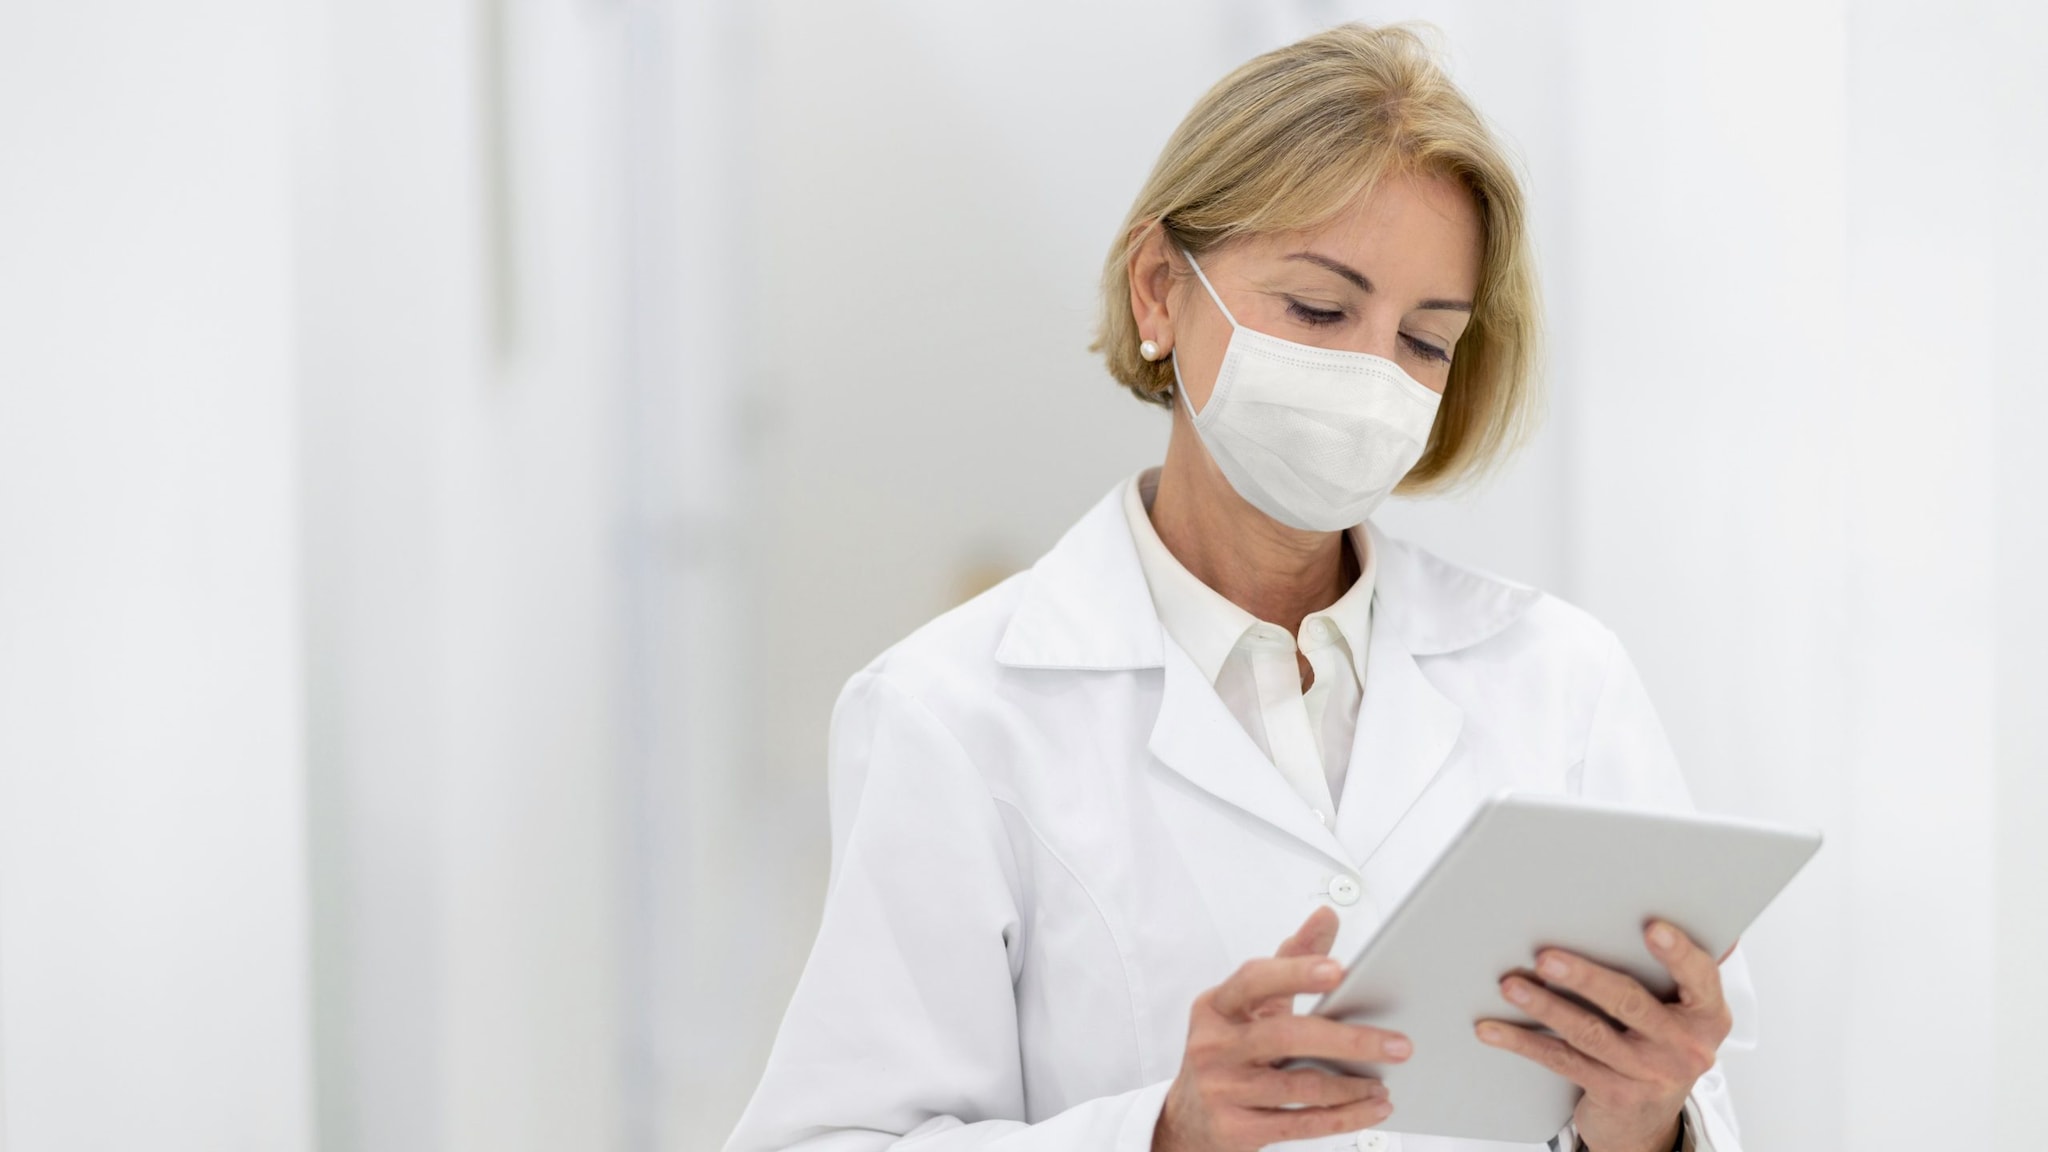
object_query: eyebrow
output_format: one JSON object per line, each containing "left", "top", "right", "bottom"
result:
{"left": 1284, "top": 251, "right": 1474, "bottom": 313}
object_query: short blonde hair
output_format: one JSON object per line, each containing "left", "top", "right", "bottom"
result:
{"left": 1093, "top": 23, "right": 1542, "bottom": 493}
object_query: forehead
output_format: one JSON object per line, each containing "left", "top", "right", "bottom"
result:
{"left": 1254, "top": 169, "right": 1484, "bottom": 288}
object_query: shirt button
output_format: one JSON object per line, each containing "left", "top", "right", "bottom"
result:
{"left": 1355, "top": 1130, "right": 1388, "bottom": 1152}
{"left": 1327, "top": 874, "right": 1362, "bottom": 906}
{"left": 1313, "top": 809, "right": 1332, "bottom": 828}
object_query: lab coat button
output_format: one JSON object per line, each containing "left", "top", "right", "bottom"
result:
{"left": 1327, "top": 874, "right": 1361, "bottom": 906}
{"left": 1355, "top": 1130, "right": 1388, "bottom": 1152}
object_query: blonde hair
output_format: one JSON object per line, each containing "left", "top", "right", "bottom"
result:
{"left": 1093, "top": 23, "right": 1542, "bottom": 493}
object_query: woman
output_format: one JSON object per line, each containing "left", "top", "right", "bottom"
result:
{"left": 728, "top": 23, "right": 1750, "bottom": 1152}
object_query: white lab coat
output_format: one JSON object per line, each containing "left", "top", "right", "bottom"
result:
{"left": 727, "top": 482, "right": 1754, "bottom": 1152}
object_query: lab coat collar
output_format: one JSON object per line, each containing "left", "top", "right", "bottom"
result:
{"left": 1363, "top": 520, "right": 1545, "bottom": 657}
{"left": 994, "top": 478, "right": 1543, "bottom": 671}
{"left": 992, "top": 484, "right": 1166, "bottom": 671}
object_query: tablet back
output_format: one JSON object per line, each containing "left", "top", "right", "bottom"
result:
{"left": 1306, "top": 792, "right": 1820, "bottom": 1143}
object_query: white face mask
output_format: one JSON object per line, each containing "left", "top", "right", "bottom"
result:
{"left": 1172, "top": 248, "right": 1443, "bottom": 532}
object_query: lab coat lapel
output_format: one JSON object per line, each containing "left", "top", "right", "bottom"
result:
{"left": 999, "top": 481, "right": 1350, "bottom": 865}
{"left": 1333, "top": 597, "right": 1467, "bottom": 867}
{"left": 1329, "top": 523, "right": 1543, "bottom": 869}
{"left": 1148, "top": 637, "right": 1353, "bottom": 870}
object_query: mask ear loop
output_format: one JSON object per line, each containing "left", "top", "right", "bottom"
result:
{"left": 1174, "top": 247, "right": 1239, "bottom": 419}
{"left": 1171, "top": 349, "right": 1197, "bottom": 418}
{"left": 1180, "top": 248, "right": 1241, "bottom": 327}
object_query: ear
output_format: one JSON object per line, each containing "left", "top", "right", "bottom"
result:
{"left": 1126, "top": 220, "right": 1179, "bottom": 355}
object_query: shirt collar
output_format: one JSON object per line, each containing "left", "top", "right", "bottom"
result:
{"left": 1122, "top": 468, "right": 1376, "bottom": 686}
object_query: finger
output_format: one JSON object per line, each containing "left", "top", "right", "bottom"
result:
{"left": 1499, "top": 975, "right": 1649, "bottom": 1079}
{"left": 1531, "top": 948, "right": 1681, "bottom": 1043}
{"left": 1209, "top": 955, "right": 1346, "bottom": 1020}
{"left": 1645, "top": 921, "right": 1730, "bottom": 1021}
{"left": 1231, "top": 1064, "right": 1385, "bottom": 1110}
{"left": 1243, "top": 1014, "right": 1412, "bottom": 1066}
{"left": 1475, "top": 1018, "right": 1628, "bottom": 1096}
{"left": 1245, "top": 1095, "right": 1395, "bottom": 1144}
{"left": 1276, "top": 906, "right": 1341, "bottom": 960}
{"left": 1249, "top": 908, "right": 1345, "bottom": 1018}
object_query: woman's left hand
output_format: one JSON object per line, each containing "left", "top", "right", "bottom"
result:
{"left": 1475, "top": 921, "right": 1732, "bottom": 1152}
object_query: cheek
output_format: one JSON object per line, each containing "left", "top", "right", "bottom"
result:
{"left": 1170, "top": 317, "right": 1234, "bottom": 413}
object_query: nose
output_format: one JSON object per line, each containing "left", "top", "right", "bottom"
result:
{"left": 1352, "top": 316, "right": 1403, "bottom": 362}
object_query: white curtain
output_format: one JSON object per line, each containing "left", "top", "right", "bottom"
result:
{"left": 0, "top": 6, "right": 312, "bottom": 1150}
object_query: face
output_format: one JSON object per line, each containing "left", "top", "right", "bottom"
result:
{"left": 1132, "top": 169, "right": 1485, "bottom": 413}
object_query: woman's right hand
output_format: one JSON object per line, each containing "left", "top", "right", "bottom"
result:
{"left": 1153, "top": 907, "right": 1408, "bottom": 1152}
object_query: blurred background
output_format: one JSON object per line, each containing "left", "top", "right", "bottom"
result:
{"left": 2, "top": 1, "right": 2045, "bottom": 1150}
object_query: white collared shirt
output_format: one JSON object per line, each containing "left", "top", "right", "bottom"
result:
{"left": 1122, "top": 468, "right": 1375, "bottom": 826}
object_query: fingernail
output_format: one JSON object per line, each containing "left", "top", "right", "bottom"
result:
{"left": 1383, "top": 1036, "right": 1412, "bottom": 1060}
{"left": 1314, "top": 960, "right": 1343, "bottom": 981}
{"left": 1651, "top": 923, "right": 1678, "bottom": 950}
{"left": 1371, "top": 1100, "right": 1394, "bottom": 1120}
{"left": 1476, "top": 1022, "right": 1506, "bottom": 1043}
{"left": 1503, "top": 979, "right": 1531, "bottom": 1005}
{"left": 1538, "top": 954, "right": 1569, "bottom": 980}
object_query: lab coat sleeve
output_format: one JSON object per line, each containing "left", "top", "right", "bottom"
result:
{"left": 723, "top": 668, "right": 1173, "bottom": 1152}
{"left": 1572, "top": 626, "right": 1755, "bottom": 1152}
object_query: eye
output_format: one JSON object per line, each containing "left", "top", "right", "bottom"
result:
{"left": 1286, "top": 298, "right": 1346, "bottom": 327}
{"left": 1401, "top": 332, "right": 1451, "bottom": 364}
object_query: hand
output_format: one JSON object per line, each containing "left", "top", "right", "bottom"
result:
{"left": 1153, "top": 907, "right": 1407, "bottom": 1152}
{"left": 1475, "top": 921, "right": 1733, "bottom": 1152}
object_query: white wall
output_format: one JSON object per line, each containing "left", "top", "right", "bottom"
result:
{"left": 1839, "top": 3, "right": 1999, "bottom": 1142}
{"left": 1987, "top": 4, "right": 2048, "bottom": 1147}
{"left": 0, "top": 4, "right": 774, "bottom": 1150}
{"left": 296, "top": 1, "right": 639, "bottom": 1150}
{"left": 0, "top": 6, "right": 313, "bottom": 1150}
{"left": 617, "top": 1, "right": 760, "bottom": 1148}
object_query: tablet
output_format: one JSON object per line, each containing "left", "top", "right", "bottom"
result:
{"left": 1298, "top": 791, "right": 1821, "bottom": 1143}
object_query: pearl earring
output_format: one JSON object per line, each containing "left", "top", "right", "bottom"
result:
{"left": 1139, "top": 339, "right": 1162, "bottom": 362}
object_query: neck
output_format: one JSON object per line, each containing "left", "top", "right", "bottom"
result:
{"left": 1148, "top": 414, "right": 1357, "bottom": 636}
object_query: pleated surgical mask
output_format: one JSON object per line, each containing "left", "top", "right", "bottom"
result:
{"left": 1172, "top": 248, "right": 1442, "bottom": 532}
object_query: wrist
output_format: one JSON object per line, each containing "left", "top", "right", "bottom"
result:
{"left": 1149, "top": 1098, "right": 1181, "bottom": 1152}
{"left": 1577, "top": 1108, "right": 1685, "bottom": 1152}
